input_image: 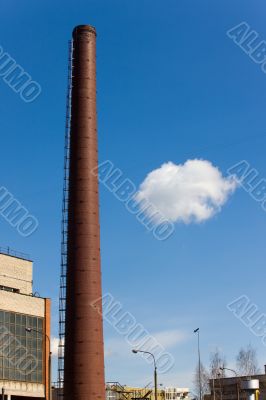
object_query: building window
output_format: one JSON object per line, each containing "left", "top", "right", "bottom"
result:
{"left": 0, "top": 310, "right": 44, "bottom": 383}
{"left": 0, "top": 286, "right": 20, "bottom": 294}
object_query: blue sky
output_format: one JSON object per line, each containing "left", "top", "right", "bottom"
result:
{"left": 1, "top": 0, "right": 266, "bottom": 390}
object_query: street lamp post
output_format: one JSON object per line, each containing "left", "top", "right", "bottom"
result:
{"left": 132, "top": 350, "right": 158, "bottom": 400}
{"left": 212, "top": 378, "right": 216, "bottom": 400}
{"left": 217, "top": 373, "right": 223, "bottom": 400}
{"left": 220, "top": 367, "right": 239, "bottom": 400}
{"left": 25, "top": 327, "right": 52, "bottom": 400}
{"left": 194, "top": 328, "right": 202, "bottom": 400}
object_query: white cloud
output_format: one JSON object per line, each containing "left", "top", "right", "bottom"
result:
{"left": 151, "top": 330, "right": 187, "bottom": 349}
{"left": 51, "top": 337, "right": 60, "bottom": 357}
{"left": 136, "top": 159, "right": 238, "bottom": 224}
{"left": 49, "top": 330, "right": 186, "bottom": 361}
{"left": 104, "top": 329, "right": 188, "bottom": 360}
{"left": 104, "top": 332, "right": 192, "bottom": 388}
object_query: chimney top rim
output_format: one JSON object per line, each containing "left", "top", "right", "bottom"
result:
{"left": 73, "top": 25, "right": 97, "bottom": 37}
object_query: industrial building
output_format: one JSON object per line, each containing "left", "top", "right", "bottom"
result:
{"left": 52, "top": 383, "right": 190, "bottom": 400}
{"left": 164, "top": 387, "right": 190, "bottom": 400}
{"left": 105, "top": 383, "right": 190, "bottom": 400}
{"left": 205, "top": 371, "right": 266, "bottom": 400}
{"left": 0, "top": 248, "right": 51, "bottom": 399}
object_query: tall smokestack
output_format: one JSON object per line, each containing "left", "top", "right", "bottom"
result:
{"left": 63, "top": 25, "right": 105, "bottom": 400}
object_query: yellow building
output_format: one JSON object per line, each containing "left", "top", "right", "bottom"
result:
{"left": 106, "top": 382, "right": 190, "bottom": 400}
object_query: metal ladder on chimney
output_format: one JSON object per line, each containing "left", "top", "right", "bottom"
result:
{"left": 57, "top": 39, "right": 73, "bottom": 398}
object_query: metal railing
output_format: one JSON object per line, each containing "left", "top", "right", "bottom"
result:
{"left": 0, "top": 246, "right": 31, "bottom": 261}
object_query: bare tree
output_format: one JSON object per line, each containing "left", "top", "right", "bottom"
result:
{"left": 236, "top": 344, "right": 260, "bottom": 376}
{"left": 193, "top": 362, "right": 210, "bottom": 399}
{"left": 209, "top": 348, "right": 227, "bottom": 378}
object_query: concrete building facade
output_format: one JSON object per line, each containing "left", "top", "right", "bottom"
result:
{"left": 206, "top": 371, "right": 266, "bottom": 400}
{"left": 164, "top": 388, "right": 190, "bottom": 400}
{"left": 0, "top": 248, "right": 50, "bottom": 399}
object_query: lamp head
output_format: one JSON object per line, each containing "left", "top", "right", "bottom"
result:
{"left": 25, "top": 327, "right": 32, "bottom": 333}
{"left": 194, "top": 328, "right": 199, "bottom": 333}
{"left": 132, "top": 349, "right": 138, "bottom": 354}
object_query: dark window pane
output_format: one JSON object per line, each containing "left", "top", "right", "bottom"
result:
{"left": 9, "top": 324, "right": 15, "bottom": 334}
{"left": 27, "top": 316, "right": 33, "bottom": 328}
{"left": 4, "top": 312, "right": 10, "bottom": 323}
{"left": 16, "top": 325, "right": 22, "bottom": 337}
{"left": 37, "top": 318, "right": 43, "bottom": 330}
{"left": 8, "top": 340, "right": 16, "bottom": 356}
{"left": 37, "top": 337, "right": 43, "bottom": 349}
{"left": 37, "top": 370, "right": 43, "bottom": 383}
{"left": 16, "top": 314, "right": 21, "bottom": 325}
{"left": 14, "top": 346, "right": 21, "bottom": 360}
{"left": 3, "top": 368, "right": 9, "bottom": 379}
{"left": 9, "top": 368, "right": 15, "bottom": 380}
{"left": 10, "top": 313, "right": 15, "bottom": 324}
{"left": 1, "top": 312, "right": 44, "bottom": 384}
{"left": 3, "top": 358, "right": 10, "bottom": 368}
{"left": 31, "top": 348, "right": 37, "bottom": 358}
{"left": 31, "top": 371, "right": 37, "bottom": 382}
{"left": 16, "top": 370, "right": 23, "bottom": 381}
{"left": 26, "top": 360, "right": 34, "bottom": 374}
{"left": 18, "top": 357, "right": 28, "bottom": 374}
{"left": 37, "top": 350, "right": 42, "bottom": 360}
{"left": 20, "top": 347, "right": 27, "bottom": 360}
{"left": 15, "top": 369, "right": 21, "bottom": 381}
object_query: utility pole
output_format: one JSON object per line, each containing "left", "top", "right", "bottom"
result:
{"left": 194, "top": 328, "right": 202, "bottom": 400}
{"left": 154, "top": 364, "right": 158, "bottom": 400}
